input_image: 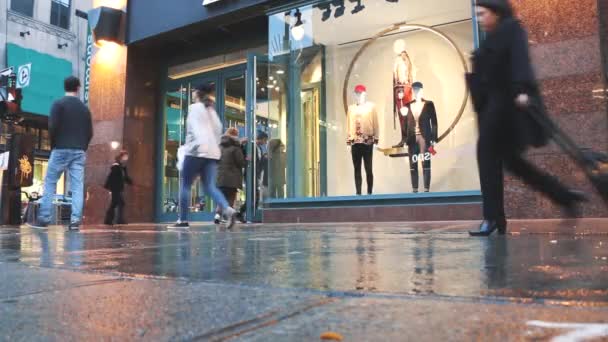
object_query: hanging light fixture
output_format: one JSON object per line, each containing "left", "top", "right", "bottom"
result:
{"left": 316, "top": 3, "right": 332, "bottom": 21}
{"left": 291, "top": 8, "right": 305, "bottom": 41}
{"left": 332, "top": 0, "right": 345, "bottom": 18}
{"left": 350, "top": 0, "right": 365, "bottom": 14}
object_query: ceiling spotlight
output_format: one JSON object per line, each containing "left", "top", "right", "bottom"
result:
{"left": 19, "top": 31, "right": 31, "bottom": 37}
{"left": 316, "top": 3, "right": 332, "bottom": 21}
{"left": 57, "top": 43, "right": 69, "bottom": 49}
{"left": 276, "top": 70, "right": 285, "bottom": 74}
{"left": 332, "top": 0, "right": 345, "bottom": 18}
{"left": 350, "top": 0, "right": 365, "bottom": 14}
{"left": 291, "top": 9, "right": 305, "bottom": 41}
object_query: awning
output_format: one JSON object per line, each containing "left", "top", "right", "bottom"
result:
{"left": 7, "top": 43, "right": 73, "bottom": 116}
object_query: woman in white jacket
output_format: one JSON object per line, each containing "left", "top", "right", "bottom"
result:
{"left": 169, "top": 84, "right": 237, "bottom": 229}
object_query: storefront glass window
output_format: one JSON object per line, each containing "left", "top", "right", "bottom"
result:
{"left": 267, "top": 0, "right": 479, "bottom": 199}
{"left": 21, "top": 159, "right": 65, "bottom": 202}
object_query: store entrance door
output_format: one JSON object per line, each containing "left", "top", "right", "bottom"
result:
{"left": 159, "top": 64, "right": 250, "bottom": 223}
{"left": 245, "top": 53, "right": 270, "bottom": 223}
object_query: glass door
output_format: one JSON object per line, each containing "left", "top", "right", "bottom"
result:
{"left": 222, "top": 69, "right": 248, "bottom": 220}
{"left": 160, "top": 76, "right": 217, "bottom": 222}
{"left": 159, "top": 64, "right": 250, "bottom": 223}
{"left": 301, "top": 86, "right": 321, "bottom": 197}
{"left": 245, "top": 53, "right": 273, "bottom": 222}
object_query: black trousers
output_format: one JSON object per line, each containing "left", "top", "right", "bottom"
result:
{"left": 408, "top": 135, "right": 431, "bottom": 192}
{"left": 105, "top": 191, "right": 125, "bottom": 225}
{"left": 477, "top": 129, "right": 573, "bottom": 221}
{"left": 352, "top": 144, "right": 374, "bottom": 195}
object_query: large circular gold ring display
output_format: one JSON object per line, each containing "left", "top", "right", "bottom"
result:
{"left": 342, "top": 22, "right": 470, "bottom": 145}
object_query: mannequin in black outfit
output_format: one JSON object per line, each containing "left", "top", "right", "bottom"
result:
{"left": 403, "top": 82, "right": 438, "bottom": 193}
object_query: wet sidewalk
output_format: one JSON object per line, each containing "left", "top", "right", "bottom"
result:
{"left": 1, "top": 220, "right": 607, "bottom": 340}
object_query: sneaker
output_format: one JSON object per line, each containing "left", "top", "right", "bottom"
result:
{"left": 214, "top": 213, "right": 221, "bottom": 225}
{"left": 27, "top": 221, "right": 49, "bottom": 229}
{"left": 223, "top": 208, "right": 238, "bottom": 229}
{"left": 68, "top": 222, "right": 80, "bottom": 231}
{"left": 167, "top": 221, "right": 190, "bottom": 229}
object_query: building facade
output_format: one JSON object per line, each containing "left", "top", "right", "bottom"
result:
{"left": 84, "top": 0, "right": 608, "bottom": 224}
{"left": 1, "top": 0, "right": 93, "bottom": 205}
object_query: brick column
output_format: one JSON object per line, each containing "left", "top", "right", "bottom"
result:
{"left": 505, "top": 0, "right": 608, "bottom": 218}
{"left": 84, "top": 2, "right": 129, "bottom": 224}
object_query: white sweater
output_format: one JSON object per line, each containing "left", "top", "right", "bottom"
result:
{"left": 183, "top": 102, "right": 222, "bottom": 160}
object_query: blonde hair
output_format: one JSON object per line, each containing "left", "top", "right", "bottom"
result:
{"left": 226, "top": 127, "right": 239, "bottom": 137}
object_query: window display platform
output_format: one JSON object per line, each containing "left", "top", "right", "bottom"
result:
{"left": 263, "top": 191, "right": 481, "bottom": 223}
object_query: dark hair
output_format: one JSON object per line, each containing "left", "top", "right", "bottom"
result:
{"left": 477, "top": 0, "right": 514, "bottom": 18}
{"left": 64, "top": 76, "right": 81, "bottom": 92}
{"left": 115, "top": 150, "right": 129, "bottom": 163}
{"left": 257, "top": 131, "right": 268, "bottom": 140}
{"left": 194, "top": 84, "right": 214, "bottom": 98}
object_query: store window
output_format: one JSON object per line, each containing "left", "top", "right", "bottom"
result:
{"left": 50, "top": 0, "right": 70, "bottom": 30}
{"left": 266, "top": 0, "right": 479, "bottom": 199}
{"left": 21, "top": 159, "right": 65, "bottom": 202}
{"left": 11, "top": 0, "right": 35, "bottom": 17}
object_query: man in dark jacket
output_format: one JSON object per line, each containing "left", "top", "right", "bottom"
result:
{"left": 467, "top": 0, "right": 585, "bottom": 236}
{"left": 32, "top": 76, "right": 93, "bottom": 230}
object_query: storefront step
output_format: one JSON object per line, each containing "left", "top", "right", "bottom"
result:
{"left": 263, "top": 202, "right": 482, "bottom": 224}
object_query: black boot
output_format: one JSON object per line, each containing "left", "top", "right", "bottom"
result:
{"left": 469, "top": 220, "right": 507, "bottom": 237}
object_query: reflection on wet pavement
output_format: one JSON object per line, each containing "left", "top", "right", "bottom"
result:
{"left": 1, "top": 224, "right": 607, "bottom": 303}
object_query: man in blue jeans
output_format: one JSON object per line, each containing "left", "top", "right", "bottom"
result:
{"left": 29, "top": 76, "right": 93, "bottom": 230}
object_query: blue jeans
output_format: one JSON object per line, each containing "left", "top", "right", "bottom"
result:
{"left": 39, "top": 149, "right": 86, "bottom": 224}
{"left": 179, "top": 156, "right": 229, "bottom": 222}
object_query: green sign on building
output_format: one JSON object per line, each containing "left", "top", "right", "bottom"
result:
{"left": 6, "top": 43, "right": 73, "bottom": 116}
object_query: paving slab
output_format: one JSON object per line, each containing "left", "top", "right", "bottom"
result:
{"left": 240, "top": 296, "right": 608, "bottom": 342}
{"left": 0, "top": 275, "right": 326, "bottom": 341}
{"left": 0, "top": 262, "right": 118, "bottom": 300}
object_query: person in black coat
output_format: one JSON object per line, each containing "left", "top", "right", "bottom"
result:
{"left": 104, "top": 150, "right": 133, "bottom": 225}
{"left": 215, "top": 127, "right": 246, "bottom": 224}
{"left": 467, "top": 0, "right": 585, "bottom": 236}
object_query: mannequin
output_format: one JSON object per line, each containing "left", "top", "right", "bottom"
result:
{"left": 393, "top": 50, "right": 414, "bottom": 142}
{"left": 403, "top": 82, "right": 438, "bottom": 193}
{"left": 347, "top": 84, "right": 379, "bottom": 195}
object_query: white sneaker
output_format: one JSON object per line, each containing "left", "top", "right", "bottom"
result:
{"left": 223, "top": 207, "right": 237, "bottom": 229}
{"left": 214, "top": 213, "right": 221, "bottom": 225}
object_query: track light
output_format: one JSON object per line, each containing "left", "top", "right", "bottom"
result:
{"left": 316, "top": 3, "right": 332, "bottom": 21}
{"left": 350, "top": 0, "right": 365, "bottom": 14}
{"left": 57, "top": 43, "right": 69, "bottom": 49}
{"left": 291, "top": 9, "right": 305, "bottom": 41}
{"left": 332, "top": 0, "right": 345, "bottom": 18}
{"left": 19, "top": 31, "right": 31, "bottom": 37}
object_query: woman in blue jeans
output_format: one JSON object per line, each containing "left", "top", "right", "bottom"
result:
{"left": 169, "top": 84, "right": 237, "bottom": 229}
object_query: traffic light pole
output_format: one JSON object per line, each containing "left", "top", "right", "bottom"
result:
{"left": 0, "top": 73, "right": 24, "bottom": 225}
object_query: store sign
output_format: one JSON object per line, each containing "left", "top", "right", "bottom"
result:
{"left": 83, "top": 26, "right": 93, "bottom": 105}
{"left": 16, "top": 64, "right": 31, "bottom": 89}
{"left": 202, "top": 0, "right": 223, "bottom": 5}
